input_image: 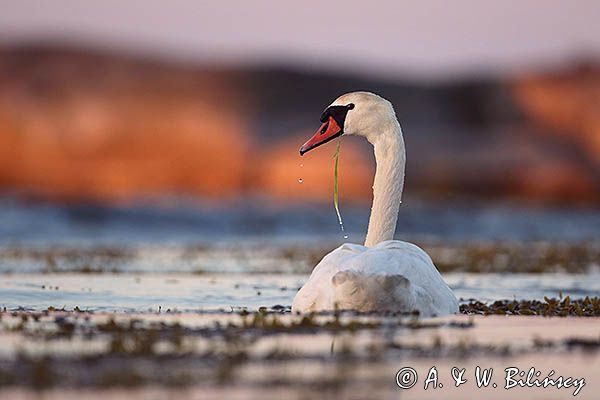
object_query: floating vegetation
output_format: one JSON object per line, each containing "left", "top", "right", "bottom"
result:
{"left": 460, "top": 296, "right": 600, "bottom": 316}
{"left": 239, "top": 310, "right": 383, "bottom": 333}
{"left": 0, "top": 306, "right": 598, "bottom": 391}
{"left": 564, "top": 337, "right": 600, "bottom": 351}
{"left": 386, "top": 336, "right": 512, "bottom": 359}
{"left": 532, "top": 336, "right": 600, "bottom": 352}
{"left": 1, "top": 240, "right": 598, "bottom": 274}
{"left": 429, "top": 242, "right": 600, "bottom": 274}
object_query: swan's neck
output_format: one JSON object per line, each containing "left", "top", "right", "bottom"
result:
{"left": 364, "top": 121, "right": 405, "bottom": 247}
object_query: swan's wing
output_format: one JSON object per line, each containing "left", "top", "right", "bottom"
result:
{"left": 292, "top": 240, "right": 458, "bottom": 315}
{"left": 330, "top": 269, "right": 419, "bottom": 312}
{"left": 291, "top": 243, "right": 365, "bottom": 312}
{"left": 367, "top": 240, "right": 458, "bottom": 314}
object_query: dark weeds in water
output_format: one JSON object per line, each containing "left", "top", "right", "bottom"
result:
{"left": 564, "top": 337, "right": 600, "bottom": 351}
{"left": 1, "top": 324, "right": 595, "bottom": 390}
{"left": 460, "top": 296, "right": 600, "bottom": 316}
{"left": 0, "top": 246, "right": 132, "bottom": 274}
{"left": 532, "top": 335, "right": 600, "bottom": 353}
{"left": 1, "top": 241, "right": 599, "bottom": 274}
{"left": 428, "top": 242, "right": 600, "bottom": 274}
{"left": 0, "top": 307, "right": 451, "bottom": 346}
{"left": 385, "top": 335, "right": 513, "bottom": 359}
{"left": 0, "top": 306, "right": 598, "bottom": 389}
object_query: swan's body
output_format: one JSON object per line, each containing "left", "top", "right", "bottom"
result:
{"left": 292, "top": 92, "right": 458, "bottom": 317}
{"left": 293, "top": 241, "right": 458, "bottom": 316}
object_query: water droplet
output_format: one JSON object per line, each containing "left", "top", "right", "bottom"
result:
{"left": 298, "top": 178, "right": 303, "bottom": 184}
{"left": 300, "top": 163, "right": 303, "bottom": 168}
{"left": 343, "top": 234, "right": 349, "bottom": 239}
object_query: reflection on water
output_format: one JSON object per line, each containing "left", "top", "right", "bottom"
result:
{"left": 1, "top": 197, "right": 599, "bottom": 313}
{"left": 1, "top": 272, "right": 598, "bottom": 313}
{"left": 1, "top": 199, "right": 599, "bottom": 399}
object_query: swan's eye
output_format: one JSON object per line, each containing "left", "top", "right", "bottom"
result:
{"left": 318, "top": 104, "right": 351, "bottom": 132}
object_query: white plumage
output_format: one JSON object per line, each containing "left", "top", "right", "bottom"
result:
{"left": 292, "top": 240, "right": 458, "bottom": 316}
{"left": 292, "top": 92, "right": 458, "bottom": 317}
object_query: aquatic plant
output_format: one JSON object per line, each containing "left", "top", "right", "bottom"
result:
{"left": 460, "top": 296, "right": 600, "bottom": 316}
{"left": 333, "top": 140, "right": 344, "bottom": 233}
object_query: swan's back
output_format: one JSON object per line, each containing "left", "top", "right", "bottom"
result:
{"left": 292, "top": 240, "right": 458, "bottom": 317}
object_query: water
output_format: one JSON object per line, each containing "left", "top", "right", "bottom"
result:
{"left": 1, "top": 197, "right": 599, "bottom": 399}
{"left": 1, "top": 196, "right": 599, "bottom": 313}
{"left": 2, "top": 196, "right": 599, "bottom": 246}
{"left": 1, "top": 272, "right": 598, "bottom": 313}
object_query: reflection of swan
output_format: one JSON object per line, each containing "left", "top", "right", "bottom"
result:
{"left": 292, "top": 92, "right": 458, "bottom": 317}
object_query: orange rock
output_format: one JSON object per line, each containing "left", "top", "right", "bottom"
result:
{"left": 0, "top": 47, "right": 251, "bottom": 203}
{"left": 513, "top": 64, "right": 600, "bottom": 162}
{"left": 513, "top": 159, "right": 597, "bottom": 204}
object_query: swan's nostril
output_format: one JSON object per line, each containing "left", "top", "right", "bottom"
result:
{"left": 320, "top": 121, "right": 329, "bottom": 134}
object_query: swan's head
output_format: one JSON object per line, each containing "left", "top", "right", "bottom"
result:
{"left": 300, "top": 91, "right": 396, "bottom": 155}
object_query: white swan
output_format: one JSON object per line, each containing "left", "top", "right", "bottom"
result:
{"left": 292, "top": 92, "right": 458, "bottom": 317}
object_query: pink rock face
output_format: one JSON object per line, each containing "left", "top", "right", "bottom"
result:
{"left": 514, "top": 65, "right": 600, "bottom": 161}
{"left": 0, "top": 47, "right": 252, "bottom": 203}
{"left": 512, "top": 65, "right": 600, "bottom": 202}
{"left": 0, "top": 46, "right": 599, "bottom": 205}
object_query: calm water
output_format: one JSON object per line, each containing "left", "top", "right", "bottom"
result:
{"left": 2, "top": 197, "right": 600, "bottom": 245}
{"left": 1, "top": 198, "right": 599, "bottom": 400}
{"left": 1, "top": 273, "right": 598, "bottom": 313}
{"left": 1, "top": 197, "right": 599, "bottom": 312}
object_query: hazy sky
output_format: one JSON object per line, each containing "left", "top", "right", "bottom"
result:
{"left": 1, "top": 0, "right": 599, "bottom": 79}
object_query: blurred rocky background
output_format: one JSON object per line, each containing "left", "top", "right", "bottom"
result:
{"left": 0, "top": 1, "right": 598, "bottom": 210}
{"left": 0, "top": 45, "right": 598, "bottom": 206}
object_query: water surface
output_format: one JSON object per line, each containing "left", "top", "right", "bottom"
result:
{"left": 1, "top": 272, "right": 598, "bottom": 313}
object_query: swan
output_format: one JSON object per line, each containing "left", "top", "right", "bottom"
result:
{"left": 292, "top": 92, "right": 458, "bottom": 317}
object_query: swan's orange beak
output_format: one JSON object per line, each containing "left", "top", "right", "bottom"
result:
{"left": 299, "top": 116, "right": 342, "bottom": 156}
